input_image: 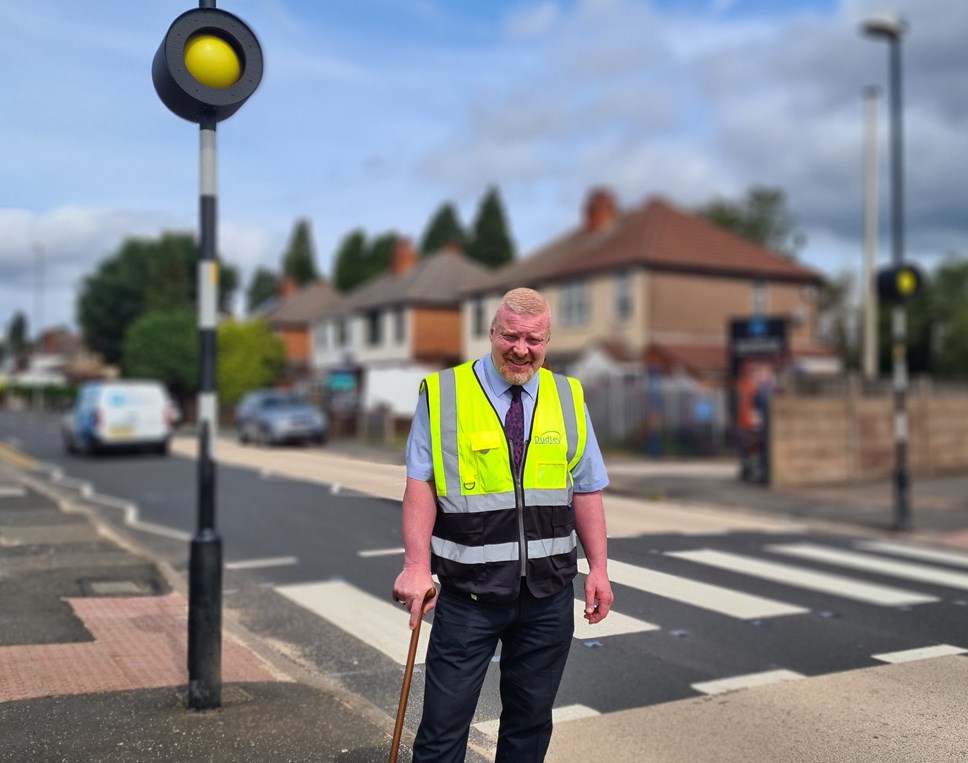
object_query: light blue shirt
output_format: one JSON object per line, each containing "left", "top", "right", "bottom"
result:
{"left": 405, "top": 354, "right": 609, "bottom": 493}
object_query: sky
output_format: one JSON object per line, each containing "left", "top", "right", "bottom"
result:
{"left": 1, "top": 0, "right": 965, "bottom": 338}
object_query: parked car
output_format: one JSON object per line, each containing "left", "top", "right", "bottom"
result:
{"left": 234, "top": 389, "right": 328, "bottom": 446}
{"left": 62, "top": 379, "right": 177, "bottom": 456}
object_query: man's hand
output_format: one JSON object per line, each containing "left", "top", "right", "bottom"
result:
{"left": 582, "top": 567, "right": 613, "bottom": 625}
{"left": 393, "top": 568, "right": 437, "bottom": 630}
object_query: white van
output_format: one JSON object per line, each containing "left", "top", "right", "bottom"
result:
{"left": 62, "top": 379, "right": 176, "bottom": 456}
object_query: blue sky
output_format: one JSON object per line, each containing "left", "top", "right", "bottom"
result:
{"left": 1, "top": 0, "right": 964, "bottom": 336}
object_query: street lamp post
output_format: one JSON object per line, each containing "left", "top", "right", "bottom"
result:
{"left": 862, "top": 13, "right": 910, "bottom": 531}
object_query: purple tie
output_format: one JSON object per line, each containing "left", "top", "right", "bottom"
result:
{"left": 505, "top": 385, "right": 524, "bottom": 469}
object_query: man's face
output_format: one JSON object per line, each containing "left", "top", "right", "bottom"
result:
{"left": 489, "top": 305, "right": 550, "bottom": 385}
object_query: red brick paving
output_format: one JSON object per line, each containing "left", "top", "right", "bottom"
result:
{"left": 0, "top": 594, "right": 281, "bottom": 702}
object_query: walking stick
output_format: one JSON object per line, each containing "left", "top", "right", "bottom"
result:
{"left": 389, "top": 587, "right": 436, "bottom": 763}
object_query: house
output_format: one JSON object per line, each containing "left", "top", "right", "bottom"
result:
{"left": 311, "top": 238, "right": 491, "bottom": 417}
{"left": 260, "top": 278, "right": 341, "bottom": 381}
{"left": 460, "top": 187, "right": 834, "bottom": 388}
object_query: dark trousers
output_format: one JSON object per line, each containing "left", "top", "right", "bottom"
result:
{"left": 412, "top": 582, "right": 574, "bottom": 763}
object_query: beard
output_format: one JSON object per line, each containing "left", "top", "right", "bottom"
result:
{"left": 497, "top": 355, "right": 537, "bottom": 385}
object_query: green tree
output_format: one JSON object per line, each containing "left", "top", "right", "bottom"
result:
{"left": 333, "top": 229, "right": 368, "bottom": 292}
{"left": 282, "top": 219, "right": 319, "bottom": 285}
{"left": 364, "top": 232, "right": 397, "bottom": 280}
{"left": 419, "top": 203, "right": 466, "bottom": 255}
{"left": 697, "top": 186, "right": 804, "bottom": 257}
{"left": 246, "top": 267, "right": 281, "bottom": 312}
{"left": 468, "top": 186, "right": 515, "bottom": 268}
{"left": 7, "top": 311, "right": 29, "bottom": 354}
{"left": 77, "top": 232, "right": 238, "bottom": 365}
{"left": 121, "top": 309, "right": 197, "bottom": 406}
{"left": 217, "top": 319, "right": 285, "bottom": 406}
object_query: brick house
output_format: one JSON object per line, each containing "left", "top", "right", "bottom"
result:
{"left": 259, "top": 278, "right": 341, "bottom": 381}
{"left": 461, "top": 187, "right": 835, "bottom": 387}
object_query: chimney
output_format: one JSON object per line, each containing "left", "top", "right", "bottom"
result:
{"left": 280, "top": 276, "right": 298, "bottom": 298}
{"left": 392, "top": 237, "right": 418, "bottom": 275}
{"left": 583, "top": 187, "right": 618, "bottom": 233}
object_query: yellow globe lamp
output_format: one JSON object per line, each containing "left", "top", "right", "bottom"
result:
{"left": 184, "top": 34, "right": 241, "bottom": 89}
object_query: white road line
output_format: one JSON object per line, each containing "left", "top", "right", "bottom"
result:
{"left": 583, "top": 558, "right": 807, "bottom": 620}
{"left": 0, "top": 486, "right": 26, "bottom": 497}
{"left": 856, "top": 540, "right": 968, "bottom": 569}
{"left": 225, "top": 556, "right": 299, "bottom": 570}
{"left": 473, "top": 704, "right": 600, "bottom": 739}
{"left": 768, "top": 543, "right": 968, "bottom": 591}
{"left": 669, "top": 549, "right": 938, "bottom": 607}
{"left": 872, "top": 644, "right": 967, "bottom": 663}
{"left": 572, "top": 599, "right": 659, "bottom": 639}
{"left": 276, "top": 580, "right": 431, "bottom": 666}
{"left": 358, "top": 547, "right": 405, "bottom": 558}
{"left": 692, "top": 669, "right": 804, "bottom": 696}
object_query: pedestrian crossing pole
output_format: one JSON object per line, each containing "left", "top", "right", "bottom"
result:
{"left": 152, "top": 0, "right": 263, "bottom": 710}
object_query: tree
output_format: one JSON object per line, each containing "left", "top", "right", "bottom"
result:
{"left": 76, "top": 232, "right": 238, "bottom": 365}
{"left": 419, "top": 203, "right": 466, "bottom": 255}
{"left": 282, "top": 219, "right": 319, "bottom": 285}
{"left": 333, "top": 229, "right": 368, "bottom": 293}
{"left": 468, "top": 186, "right": 516, "bottom": 269}
{"left": 217, "top": 319, "right": 285, "bottom": 406}
{"left": 7, "top": 311, "right": 28, "bottom": 354}
{"left": 697, "top": 186, "right": 804, "bottom": 257}
{"left": 121, "top": 310, "right": 197, "bottom": 407}
{"left": 246, "top": 267, "right": 281, "bottom": 312}
{"left": 365, "top": 232, "right": 397, "bottom": 280}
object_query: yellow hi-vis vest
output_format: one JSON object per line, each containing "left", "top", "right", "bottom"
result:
{"left": 422, "top": 360, "right": 587, "bottom": 601}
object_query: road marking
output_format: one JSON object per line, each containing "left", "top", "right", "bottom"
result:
{"left": 856, "top": 540, "right": 968, "bottom": 569}
{"left": 276, "top": 580, "right": 431, "bottom": 666}
{"left": 572, "top": 598, "right": 659, "bottom": 639}
{"left": 473, "top": 704, "right": 599, "bottom": 739}
{"left": 0, "top": 441, "right": 37, "bottom": 469}
{"left": 669, "top": 549, "right": 938, "bottom": 607}
{"left": 768, "top": 543, "right": 968, "bottom": 591}
{"left": 692, "top": 669, "right": 804, "bottom": 696}
{"left": 226, "top": 556, "right": 299, "bottom": 570}
{"left": 872, "top": 644, "right": 967, "bottom": 663}
{"left": 358, "top": 547, "right": 405, "bottom": 558}
{"left": 0, "top": 486, "right": 26, "bottom": 497}
{"left": 583, "top": 558, "right": 807, "bottom": 620}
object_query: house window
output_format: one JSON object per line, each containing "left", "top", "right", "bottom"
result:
{"left": 336, "top": 318, "right": 348, "bottom": 347}
{"left": 473, "top": 297, "right": 487, "bottom": 338}
{"left": 615, "top": 271, "right": 632, "bottom": 322}
{"left": 316, "top": 323, "right": 328, "bottom": 351}
{"left": 366, "top": 309, "right": 382, "bottom": 346}
{"left": 394, "top": 307, "right": 405, "bottom": 344}
{"left": 561, "top": 280, "right": 589, "bottom": 327}
{"left": 751, "top": 280, "right": 768, "bottom": 316}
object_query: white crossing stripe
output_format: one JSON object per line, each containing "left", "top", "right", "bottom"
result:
{"left": 872, "top": 644, "right": 968, "bottom": 664}
{"left": 692, "top": 669, "right": 804, "bottom": 696}
{"left": 474, "top": 704, "right": 600, "bottom": 738}
{"left": 572, "top": 599, "right": 659, "bottom": 639}
{"left": 856, "top": 540, "right": 968, "bottom": 569}
{"left": 225, "top": 556, "right": 299, "bottom": 570}
{"left": 768, "top": 543, "right": 968, "bottom": 591}
{"left": 277, "top": 581, "right": 431, "bottom": 666}
{"left": 358, "top": 547, "right": 405, "bottom": 558}
{"left": 0, "top": 486, "right": 26, "bottom": 497}
{"left": 669, "top": 549, "right": 938, "bottom": 607}
{"left": 582, "top": 558, "right": 807, "bottom": 620}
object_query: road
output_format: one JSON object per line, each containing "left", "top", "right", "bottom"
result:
{"left": 3, "top": 409, "right": 968, "bottom": 758}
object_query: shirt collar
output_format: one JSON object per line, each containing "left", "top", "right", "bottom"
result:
{"left": 480, "top": 354, "right": 539, "bottom": 400}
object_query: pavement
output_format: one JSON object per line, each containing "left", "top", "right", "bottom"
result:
{"left": 2, "top": 432, "right": 968, "bottom": 762}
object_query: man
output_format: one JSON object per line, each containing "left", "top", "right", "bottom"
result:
{"left": 393, "top": 287, "right": 613, "bottom": 762}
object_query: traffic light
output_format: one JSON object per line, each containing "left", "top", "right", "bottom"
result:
{"left": 153, "top": 7, "right": 263, "bottom": 123}
{"left": 876, "top": 263, "right": 923, "bottom": 304}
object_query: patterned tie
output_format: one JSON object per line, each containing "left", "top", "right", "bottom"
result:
{"left": 505, "top": 385, "right": 524, "bottom": 470}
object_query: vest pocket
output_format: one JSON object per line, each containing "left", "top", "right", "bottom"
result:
{"left": 536, "top": 461, "right": 567, "bottom": 489}
{"left": 464, "top": 430, "right": 509, "bottom": 493}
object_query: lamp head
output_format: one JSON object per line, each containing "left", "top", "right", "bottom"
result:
{"left": 862, "top": 13, "right": 907, "bottom": 41}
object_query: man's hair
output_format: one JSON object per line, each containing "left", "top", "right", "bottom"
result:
{"left": 491, "top": 288, "right": 550, "bottom": 331}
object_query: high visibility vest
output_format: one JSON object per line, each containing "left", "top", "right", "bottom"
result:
{"left": 422, "top": 360, "right": 587, "bottom": 600}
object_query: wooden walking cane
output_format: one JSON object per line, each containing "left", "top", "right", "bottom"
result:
{"left": 389, "top": 587, "right": 436, "bottom": 763}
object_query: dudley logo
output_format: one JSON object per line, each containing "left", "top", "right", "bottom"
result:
{"left": 533, "top": 430, "right": 562, "bottom": 445}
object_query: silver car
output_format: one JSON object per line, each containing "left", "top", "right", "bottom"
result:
{"left": 234, "top": 389, "right": 328, "bottom": 446}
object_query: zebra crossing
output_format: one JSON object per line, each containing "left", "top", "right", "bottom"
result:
{"left": 266, "top": 530, "right": 968, "bottom": 736}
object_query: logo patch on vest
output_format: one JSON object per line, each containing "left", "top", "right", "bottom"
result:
{"left": 533, "top": 430, "right": 562, "bottom": 445}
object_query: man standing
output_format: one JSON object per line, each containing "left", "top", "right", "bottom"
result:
{"left": 393, "top": 287, "right": 613, "bottom": 762}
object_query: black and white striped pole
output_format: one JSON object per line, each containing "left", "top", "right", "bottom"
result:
{"left": 153, "top": 1, "right": 262, "bottom": 710}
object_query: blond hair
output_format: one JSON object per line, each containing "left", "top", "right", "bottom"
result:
{"left": 491, "top": 288, "right": 549, "bottom": 331}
